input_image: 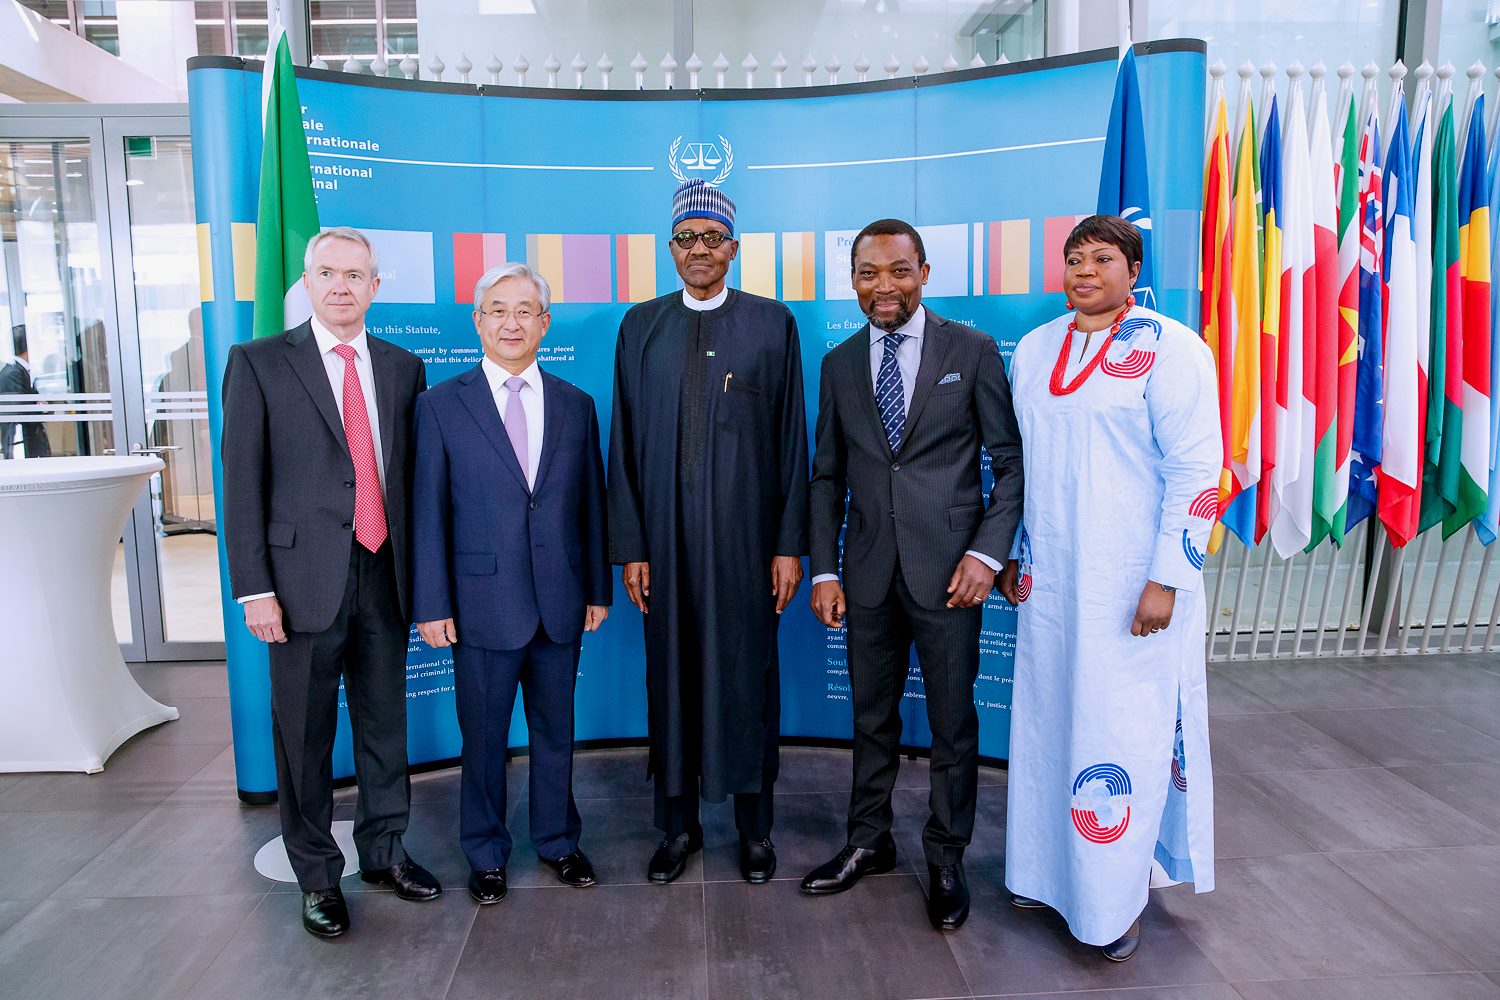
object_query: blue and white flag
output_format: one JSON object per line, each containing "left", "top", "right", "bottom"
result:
{"left": 1097, "top": 47, "right": 1156, "bottom": 310}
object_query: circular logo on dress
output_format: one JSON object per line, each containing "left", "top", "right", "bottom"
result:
{"left": 1188, "top": 488, "right": 1219, "bottom": 521}
{"left": 1171, "top": 720, "right": 1188, "bottom": 792}
{"left": 1070, "top": 763, "right": 1132, "bottom": 844}
{"left": 1015, "top": 528, "right": 1033, "bottom": 603}
{"left": 1101, "top": 316, "right": 1160, "bottom": 379}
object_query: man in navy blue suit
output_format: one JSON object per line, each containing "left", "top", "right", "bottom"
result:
{"left": 412, "top": 262, "right": 611, "bottom": 905}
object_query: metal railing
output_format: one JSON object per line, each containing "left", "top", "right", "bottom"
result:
{"left": 1205, "top": 528, "right": 1500, "bottom": 661}
{"left": 305, "top": 49, "right": 1004, "bottom": 88}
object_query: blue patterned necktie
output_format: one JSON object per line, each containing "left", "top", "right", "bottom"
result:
{"left": 876, "top": 331, "right": 908, "bottom": 451}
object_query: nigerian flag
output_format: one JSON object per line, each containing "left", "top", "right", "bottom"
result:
{"left": 1420, "top": 95, "right": 1480, "bottom": 536}
{"left": 253, "top": 20, "right": 319, "bottom": 341}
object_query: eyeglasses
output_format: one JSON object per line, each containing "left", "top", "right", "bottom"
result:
{"left": 479, "top": 307, "right": 544, "bottom": 323}
{"left": 671, "top": 230, "right": 733, "bottom": 249}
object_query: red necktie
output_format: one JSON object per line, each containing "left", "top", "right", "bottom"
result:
{"left": 333, "top": 343, "right": 387, "bottom": 552}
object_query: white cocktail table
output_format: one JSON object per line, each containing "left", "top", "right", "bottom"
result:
{"left": 0, "top": 456, "right": 179, "bottom": 772}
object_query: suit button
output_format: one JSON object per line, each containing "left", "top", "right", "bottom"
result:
{"left": 529, "top": 501, "right": 540, "bottom": 510}
{"left": 891, "top": 462, "right": 900, "bottom": 471}
{"left": 344, "top": 480, "right": 354, "bottom": 488}
{"left": 889, "top": 509, "right": 896, "bottom": 518}
{"left": 342, "top": 522, "right": 352, "bottom": 530}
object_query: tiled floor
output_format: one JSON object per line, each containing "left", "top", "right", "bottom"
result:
{"left": 2, "top": 655, "right": 1498, "bottom": 999}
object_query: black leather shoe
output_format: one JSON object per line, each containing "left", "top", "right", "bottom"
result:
{"left": 468, "top": 868, "right": 507, "bottom": 905}
{"left": 1010, "top": 892, "right": 1047, "bottom": 910}
{"left": 359, "top": 859, "right": 442, "bottom": 900}
{"left": 1101, "top": 919, "right": 1141, "bottom": 962}
{"left": 540, "top": 850, "right": 597, "bottom": 887}
{"left": 647, "top": 831, "right": 703, "bottom": 884}
{"left": 739, "top": 836, "right": 776, "bottom": 884}
{"left": 302, "top": 887, "right": 349, "bottom": 939}
{"left": 799, "top": 839, "right": 898, "bottom": 895}
{"left": 927, "top": 862, "right": 970, "bottom": 930}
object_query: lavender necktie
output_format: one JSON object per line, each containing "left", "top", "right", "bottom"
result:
{"left": 503, "top": 375, "right": 528, "bottom": 483}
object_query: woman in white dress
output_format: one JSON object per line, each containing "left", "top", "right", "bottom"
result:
{"left": 998, "top": 215, "right": 1219, "bottom": 962}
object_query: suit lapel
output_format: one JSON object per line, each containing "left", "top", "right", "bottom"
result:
{"left": 854, "top": 324, "right": 895, "bottom": 460}
{"left": 899, "top": 311, "right": 952, "bottom": 445}
{"left": 283, "top": 322, "right": 348, "bottom": 456}
{"left": 458, "top": 365, "right": 530, "bottom": 493}
{"left": 368, "top": 336, "right": 398, "bottom": 477}
{"left": 530, "top": 371, "right": 565, "bottom": 495}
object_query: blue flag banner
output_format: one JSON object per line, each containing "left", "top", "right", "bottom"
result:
{"left": 1097, "top": 48, "right": 1158, "bottom": 310}
{"left": 188, "top": 44, "right": 1206, "bottom": 798}
{"left": 1348, "top": 113, "right": 1385, "bottom": 531}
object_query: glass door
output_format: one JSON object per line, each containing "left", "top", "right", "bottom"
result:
{"left": 103, "top": 115, "right": 225, "bottom": 660}
{"left": 0, "top": 107, "right": 225, "bottom": 662}
{"left": 0, "top": 116, "right": 143, "bottom": 660}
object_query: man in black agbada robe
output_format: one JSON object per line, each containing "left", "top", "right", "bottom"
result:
{"left": 608, "top": 179, "right": 809, "bottom": 884}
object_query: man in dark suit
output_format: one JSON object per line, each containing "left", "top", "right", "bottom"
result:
{"left": 1, "top": 324, "right": 52, "bottom": 459}
{"left": 801, "top": 219, "right": 1023, "bottom": 930}
{"left": 222, "top": 226, "right": 441, "bottom": 939}
{"left": 412, "top": 262, "right": 610, "bottom": 906}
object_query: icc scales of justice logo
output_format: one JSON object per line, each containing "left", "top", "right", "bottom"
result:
{"left": 669, "top": 134, "right": 734, "bottom": 186}
{"left": 1070, "top": 763, "right": 1132, "bottom": 844}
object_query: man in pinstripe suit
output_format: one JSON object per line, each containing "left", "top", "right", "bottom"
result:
{"left": 800, "top": 219, "right": 1024, "bottom": 931}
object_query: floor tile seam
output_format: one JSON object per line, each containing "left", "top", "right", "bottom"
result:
{"left": 439, "top": 896, "right": 481, "bottom": 1000}
{"left": 0, "top": 899, "right": 39, "bottom": 947}
{"left": 1224, "top": 970, "right": 1500, "bottom": 985}
{"left": 1290, "top": 704, "right": 1500, "bottom": 740}
{"left": 1322, "top": 842, "right": 1500, "bottom": 858}
{"left": 37, "top": 804, "right": 161, "bottom": 903}
{"left": 1260, "top": 853, "right": 1483, "bottom": 974}
{"left": 1224, "top": 764, "right": 1403, "bottom": 777}
{"left": 1147, "top": 904, "right": 1239, "bottom": 990}
{"left": 176, "top": 889, "right": 271, "bottom": 1000}
{"left": 700, "top": 874, "right": 711, "bottom": 1000}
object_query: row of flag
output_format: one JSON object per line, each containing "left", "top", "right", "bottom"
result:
{"left": 1199, "top": 67, "right": 1497, "bottom": 555}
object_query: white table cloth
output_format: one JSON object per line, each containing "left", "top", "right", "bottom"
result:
{"left": 0, "top": 456, "right": 179, "bottom": 772}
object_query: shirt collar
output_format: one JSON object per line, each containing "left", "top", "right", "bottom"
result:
{"left": 310, "top": 316, "right": 369, "bottom": 359}
{"left": 10, "top": 355, "right": 30, "bottom": 373}
{"left": 481, "top": 356, "right": 542, "bottom": 395}
{"left": 682, "top": 285, "right": 730, "bottom": 311}
{"left": 868, "top": 305, "right": 926, "bottom": 346}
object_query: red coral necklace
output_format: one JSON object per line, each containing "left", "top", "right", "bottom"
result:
{"left": 1049, "top": 295, "right": 1135, "bottom": 396}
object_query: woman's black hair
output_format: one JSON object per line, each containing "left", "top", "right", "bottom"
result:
{"left": 1062, "top": 214, "right": 1143, "bottom": 268}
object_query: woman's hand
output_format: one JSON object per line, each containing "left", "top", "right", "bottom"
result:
{"left": 1130, "top": 581, "right": 1175, "bottom": 637}
{"left": 998, "top": 560, "right": 1022, "bottom": 606}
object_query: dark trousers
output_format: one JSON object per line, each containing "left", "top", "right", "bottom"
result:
{"left": 453, "top": 628, "right": 583, "bottom": 872}
{"left": 656, "top": 769, "right": 775, "bottom": 841}
{"left": 845, "top": 565, "right": 982, "bottom": 866}
{"left": 268, "top": 541, "right": 411, "bottom": 892}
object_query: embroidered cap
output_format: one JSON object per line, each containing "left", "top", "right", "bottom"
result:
{"left": 671, "top": 178, "right": 736, "bottom": 233}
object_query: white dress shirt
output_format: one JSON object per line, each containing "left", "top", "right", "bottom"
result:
{"left": 812, "top": 304, "right": 999, "bottom": 585}
{"left": 9, "top": 354, "right": 31, "bottom": 375}
{"left": 482, "top": 356, "right": 545, "bottom": 489}
{"left": 238, "top": 318, "right": 388, "bottom": 605}
{"left": 682, "top": 285, "right": 730, "bottom": 311}
{"left": 311, "top": 317, "right": 387, "bottom": 493}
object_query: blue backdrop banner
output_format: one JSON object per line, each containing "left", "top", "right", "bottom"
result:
{"left": 187, "top": 41, "right": 1206, "bottom": 799}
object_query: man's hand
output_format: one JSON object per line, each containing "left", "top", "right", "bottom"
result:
{"left": 1130, "top": 581, "right": 1176, "bottom": 637}
{"left": 623, "top": 561, "right": 651, "bottom": 614}
{"left": 810, "top": 579, "right": 846, "bottom": 628}
{"left": 946, "top": 554, "right": 996, "bottom": 608}
{"left": 584, "top": 605, "right": 609, "bottom": 632}
{"left": 771, "top": 555, "right": 803, "bottom": 614}
{"left": 998, "top": 559, "right": 1022, "bottom": 606}
{"left": 243, "top": 596, "right": 287, "bottom": 644}
{"left": 418, "top": 618, "right": 458, "bottom": 648}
